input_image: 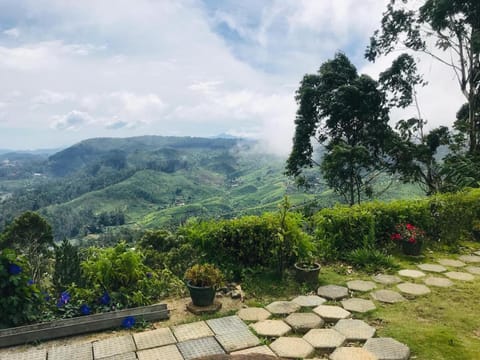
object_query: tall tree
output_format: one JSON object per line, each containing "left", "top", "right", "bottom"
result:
{"left": 366, "top": 0, "right": 480, "bottom": 154}
{"left": 286, "top": 53, "right": 394, "bottom": 205}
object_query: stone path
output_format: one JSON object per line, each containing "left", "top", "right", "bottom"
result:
{"left": 2, "top": 249, "right": 479, "bottom": 360}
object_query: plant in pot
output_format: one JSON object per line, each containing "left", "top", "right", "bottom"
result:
{"left": 294, "top": 240, "right": 320, "bottom": 286}
{"left": 472, "top": 220, "right": 480, "bottom": 241}
{"left": 391, "top": 223, "right": 426, "bottom": 256}
{"left": 184, "top": 263, "right": 224, "bottom": 307}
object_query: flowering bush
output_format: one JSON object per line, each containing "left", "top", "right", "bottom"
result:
{"left": 391, "top": 223, "right": 426, "bottom": 244}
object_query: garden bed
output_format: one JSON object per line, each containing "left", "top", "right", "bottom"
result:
{"left": 0, "top": 303, "right": 169, "bottom": 348}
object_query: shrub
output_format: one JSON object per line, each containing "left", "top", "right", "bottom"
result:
{"left": 184, "top": 263, "right": 224, "bottom": 288}
{"left": 347, "top": 247, "right": 398, "bottom": 273}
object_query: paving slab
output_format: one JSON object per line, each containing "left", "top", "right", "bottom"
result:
{"left": 48, "top": 343, "right": 92, "bottom": 360}
{"left": 333, "top": 319, "right": 376, "bottom": 341}
{"left": 465, "top": 266, "right": 480, "bottom": 275}
{"left": 313, "top": 305, "right": 351, "bottom": 322}
{"left": 101, "top": 352, "right": 137, "bottom": 360}
{"left": 231, "top": 345, "right": 276, "bottom": 357}
{"left": 215, "top": 330, "right": 260, "bottom": 352}
{"left": 93, "top": 335, "right": 136, "bottom": 359}
{"left": 172, "top": 321, "right": 214, "bottom": 342}
{"left": 330, "top": 347, "right": 377, "bottom": 360}
{"left": 177, "top": 337, "right": 225, "bottom": 360}
{"left": 424, "top": 276, "right": 454, "bottom": 287}
{"left": 417, "top": 263, "right": 447, "bottom": 273}
{"left": 133, "top": 327, "right": 176, "bottom": 350}
{"left": 372, "top": 274, "right": 401, "bottom": 285}
{"left": 1, "top": 349, "right": 47, "bottom": 360}
{"left": 458, "top": 255, "right": 480, "bottom": 263}
{"left": 285, "top": 312, "right": 324, "bottom": 333}
{"left": 474, "top": 251, "right": 480, "bottom": 256}
{"left": 303, "top": 329, "right": 346, "bottom": 350}
{"left": 137, "top": 345, "right": 183, "bottom": 360}
{"left": 363, "top": 337, "right": 410, "bottom": 360}
{"left": 292, "top": 295, "right": 326, "bottom": 307}
{"left": 270, "top": 337, "right": 314, "bottom": 359}
{"left": 398, "top": 269, "right": 426, "bottom": 279}
{"left": 341, "top": 298, "right": 376, "bottom": 313}
{"left": 445, "top": 271, "right": 475, "bottom": 281}
{"left": 397, "top": 282, "right": 431, "bottom": 296}
{"left": 206, "top": 315, "right": 248, "bottom": 335}
{"left": 371, "top": 290, "right": 406, "bottom": 304}
{"left": 437, "top": 259, "right": 466, "bottom": 267}
{"left": 250, "top": 319, "right": 291, "bottom": 337}
{"left": 317, "top": 285, "right": 349, "bottom": 300}
{"left": 347, "top": 280, "right": 376, "bottom": 292}
{"left": 237, "top": 307, "right": 271, "bottom": 322}
{"left": 265, "top": 300, "right": 300, "bottom": 315}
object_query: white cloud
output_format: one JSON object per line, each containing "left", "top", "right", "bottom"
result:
{"left": 109, "top": 92, "right": 166, "bottom": 114}
{"left": 3, "top": 28, "right": 20, "bottom": 38}
{"left": 51, "top": 110, "right": 93, "bottom": 130}
{"left": 33, "top": 90, "right": 76, "bottom": 105}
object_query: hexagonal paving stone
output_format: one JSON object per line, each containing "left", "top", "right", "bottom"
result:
{"left": 372, "top": 274, "right": 402, "bottom": 285}
{"left": 317, "top": 285, "right": 349, "bottom": 300}
{"left": 2, "top": 349, "right": 47, "bottom": 360}
{"left": 265, "top": 300, "right": 300, "bottom": 315}
{"left": 330, "top": 347, "right": 377, "bottom": 360}
{"left": 397, "top": 282, "right": 431, "bottom": 296}
{"left": 230, "top": 345, "right": 276, "bottom": 357}
{"left": 93, "top": 335, "right": 136, "bottom": 359}
{"left": 285, "top": 312, "right": 324, "bottom": 333}
{"left": 270, "top": 337, "right": 314, "bottom": 359}
{"left": 445, "top": 271, "right": 475, "bottom": 281}
{"left": 133, "top": 328, "right": 176, "bottom": 350}
{"left": 424, "top": 276, "right": 454, "bottom": 287}
{"left": 313, "top": 305, "right": 351, "bottom": 322}
{"left": 465, "top": 266, "right": 480, "bottom": 275}
{"left": 417, "top": 263, "right": 447, "bottom": 273}
{"left": 333, "top": 319, "right": 376, "bottom": 341}
{"left": 291, "top": 295, "right": 326, "bottom": 307}
{"left": 237, "top": 307, "right": 271, "bottom": 322}
{"left": 437, "top": 259, "right": 466, "bottom": 267}
{"left": 172, "top": 321, "right": 214, "bottom": 342}
{"left": 371, "top": 290, "right": 406, "bottom": 304}
{"left": 458, "top": 255, "right": 480, "bottom": 263}
{"left": 341, "top": 298, "right": 376, "bottom": 313}
{"left": 303, "top": 329, "right": 346, "bottom": 350}
{"left": 347, "top": 280, "right": 376, "bottom": 292}
{"left": 398, "top": 269, "right": 426, "bottom": 278}
{"left": 177, "top": 337, "right": 225, "bottom": 360}
{"left": 474, "top": 251, "right": 480, "bottom": 256}
{"left": 364, "top": 337, "right": 410, "bottom": 360}
{"left": 137, "top": 345, "right": 183, "bottom": 360}
{"left": 48, "top": 343, "right": 92, "bottom": 360}
{"left": 250, "top": 319, "right": 291, "bottom": 337}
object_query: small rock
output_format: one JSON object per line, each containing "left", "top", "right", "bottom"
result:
{"left": 231, "top": 290, "right": 241, "bottom": 299}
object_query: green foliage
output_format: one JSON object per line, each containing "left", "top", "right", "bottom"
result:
{"left": 347, "top": 247, "right": 398, "bottom": 273}
{"left": 53, "top": 239, "right": 82, "bottom": 292}
{"left": 0, "top": 249, "right": 44, "bottom": 328}
{"left": 0, "top": 211, "right": 54, "bottom": 283}
{"left": 184, "top": 263, "right": 224, "bottom": 288}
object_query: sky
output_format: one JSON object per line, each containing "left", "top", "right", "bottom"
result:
{"left": 0, "top": 0, "right": 465, "bottom": 153}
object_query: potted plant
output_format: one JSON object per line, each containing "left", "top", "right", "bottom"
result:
{"left": 184, "top": 263, "right": 224, "bottom": 307}
{"left": 391, "top": 223, "right": 426, "bottom": 256}
{"left": 472, "top": 220, "right": 480, "bottom": 241}
{"left": 294, "top": 240, "right": 320, "bottom": 285}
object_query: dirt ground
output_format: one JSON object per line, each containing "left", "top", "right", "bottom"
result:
{"left": 0, "top": 295, "right": 245, "bottom": 356}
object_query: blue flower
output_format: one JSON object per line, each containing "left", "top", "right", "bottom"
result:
{"left": 8, "top": 263, "right": 22, "bottom": 275}
{"left": 121, "top": 316, "right": 135, "bottom": 329}
{"left": 146, "top": 272, "right": 152, "bottom": 278}
{"left": 27, "top": 279, "right": 35, "bottom": 286}
{"left": 99, "top": 291, "right": 111, "bottom": 305}
{"left": 80, "top": 304, "right": 91, "bottom": 315}
{"left": 57, "top": 291, "right": 71, "bottom": 307}
{"left": 42, "top": 291, "right": 51, "bottom": 302}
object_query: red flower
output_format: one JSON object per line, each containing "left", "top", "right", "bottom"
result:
{"left": 406, "top": 223, "right": 414, "bottom": 231}
{"left": 408, "top": 237, "right": 416, "bottom": 243}
{"left": 390, "top": 233, "right": 401, "bottom": 241}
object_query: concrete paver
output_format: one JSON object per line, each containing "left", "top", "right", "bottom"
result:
{"left": 363, "top": 337, "right": 410, "bottom": 360}
{"left": 371, "top": 290, "right": 406, "bottom": 304}
{"left": 284, "top": 312, "right": 324, "bottom": 333}
{"left": 417, "top": 263, "right": 447, "bottom": 273}
{"left": 444, "top": 271, "right": 475, "bottom": 281}
{"left": 1, "top": 349, "right": 47, "bottom": 360}
{"left": 458, "top": 255, "right": 480, "bottom": 263}
{"left": 48, "top": 343, "right": 92, "bottom": 360}
{"left": 265, "top": 301, "right": 300, "bottom": 315}
{"left": 172, "top": 321, "right": 214, "bottom": 342}
{"left": 250, "top": 319, "right": 291, "bottom": 337}
{"left": 101, "top": 352, "right": 137, "bottom": 360}
{"left": 317, "top": 285, "right": 349, "bottom": 300}
{"left": 437, "top": 259, "right": 466, "bottom": 267}
{"left": 333, "top": 319, "right": 376, "bottom": 341}
{"left": 215, "top": 330, "right": 260, "bottom": 352}
{"left": 341, "top": 298, "right": 376, "bottom": 313}
{"left": 291, "top": 295, "right": 326, "bottom": 307}
{"left": 303, "top": 329, "right": 346, "bottom": 350}
{"left": 313, "top": 305, "right": 351, "bottom": 322}
{"left": 330, "top": 347, "right": 377, "bottom": 360}
{"left": 136, "top": 345, "right": 183, "bottom": 360}
{"left": 397, "top": 283, "right": 431, "bottom": 296}
{"left": 372, "top": 274, "right": 401, "bottom": 285}
{"left": 424, "top": 277, "right": 454, "bottom": 288}
{"left": 237, "top": 307, "right": 271, "bottom": 322}
{"left": 347, "top": 280, "right": 376, "bottom": 292}
{"left": 133, "top": 327, "right": 176, "bottom": 350}
{"left": 465, "top": 266, "right": 480, "bottom": 275}
{"left": 93, "top": 335, "right": 136, "bottom": 359}
{"left": 398, "top": 269, "right": 426, "bottom": 279}
{"left": 230, "top": 345, "right": 276, "bottom": 357}
{"left": 177, "top": 337, "right": 225, "bottom": 360}
{"left": 270, "top": 337, "right": 314, "bottom": 359}
{"left": 206, "top": 315, "right": 248, "bottom": 335}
